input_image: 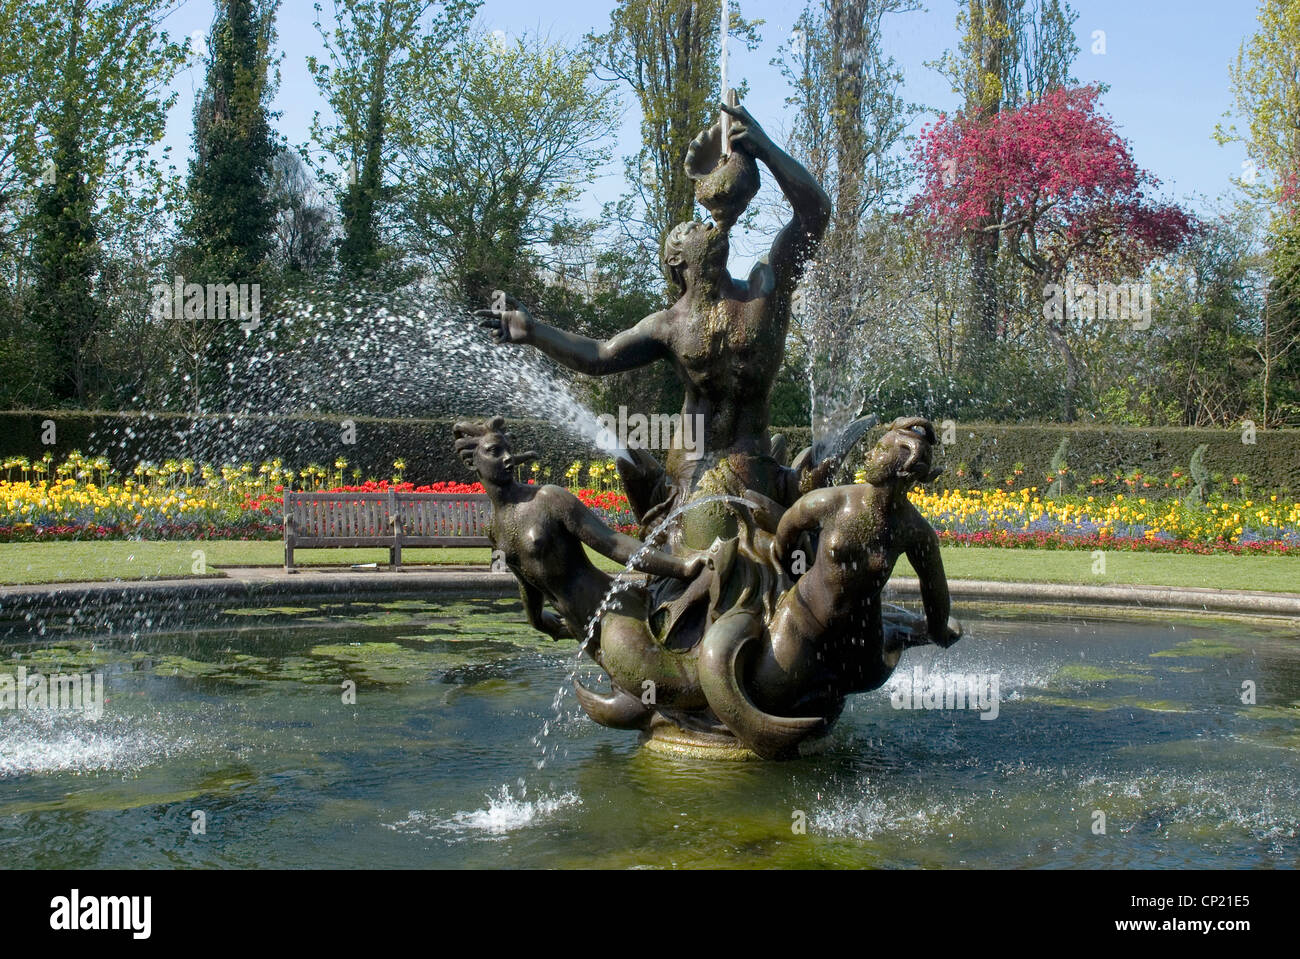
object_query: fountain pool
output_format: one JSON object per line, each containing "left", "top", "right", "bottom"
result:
{"left": 1, "top": 597, "right": 1297, "bottom": 868}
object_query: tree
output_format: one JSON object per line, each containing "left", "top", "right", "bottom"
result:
{"left": 1089, "top": 204, "right": 1261, "bottom": 427}
{"left": 394, "top": 29, "right": 619, "bottom": 306}
{"left": 587, "top": 0, "right": 760, "bottom": 291}
{"left": 774, "top": 0, "right": 918, "bottom": 434}
{"left": 911, "top": 85, "right": 1196, "bottom": 420}
{"left": 0, "top": 1, "right": 43, "bottom": 265}
{"left": 307, "top": 0, "right": 477, "bottom": 281}
{"left": 1260, "top": 219, "right": 1300, "bottom": 426}
{"left": 21, "top": 0, "right": 185, "bottom": 405}
{"left": 1216, "top": 0, "right": 1300, "bottom": 211}
{"left": 30, "top": 105, "right": 101, "bottom": 405}
{"left": 929, "top": 0, "right": 1079, "bottom": 367}
{"left": 179, "top": 0, "right": 279, "bottom": 410}
{"left": 269, "top": 147, "right": 334, "bottom": 277}
{"left": 1215, "top": 0, "right": 1300, "bottom": 425}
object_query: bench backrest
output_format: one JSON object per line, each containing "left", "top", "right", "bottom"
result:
{"left": 284, "top": 491, "right": 493, "bottom": 540}
{"left": 396, "top": 493, "right": 492, "bottom": 539}
{"left": 285, "top": 491, "right": 393, "bottom": 538}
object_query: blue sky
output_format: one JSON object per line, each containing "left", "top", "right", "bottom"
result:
{"left": 155, "top": 0, "right": 1261, "bottom": 237}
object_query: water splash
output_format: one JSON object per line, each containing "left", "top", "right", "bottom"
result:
{"left": 95, "top": 282, "right": 622, "bottom": 468}
{"left": 387, "top": 782, "right": 581, "bottom": 842}
{"left": 0, "top": 710, "right": 197, "bottom": 778}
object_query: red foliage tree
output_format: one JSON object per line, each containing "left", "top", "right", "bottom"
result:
{"left": 909, "top": 86, "right": 1197, "bottom": 417}
{"left": 911, "top": 85, "right": 1194, "bottom": 277}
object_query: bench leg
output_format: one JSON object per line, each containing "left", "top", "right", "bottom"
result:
{"left": 391, "top": 544, "right": 402, "bottom": 572}
{"left": 285, "top": 542, "right": 297, "bottom": 573}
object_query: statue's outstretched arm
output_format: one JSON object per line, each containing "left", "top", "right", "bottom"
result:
{"left": 477, "top": 300, "right": 670, "bottom": 376}
{"left": 546, "top": 486, "right": 702, "bottom": 580}
{"left": 721, "top": 102, "right": 830, "bottom": 295}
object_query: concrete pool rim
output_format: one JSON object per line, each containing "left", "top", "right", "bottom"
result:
{"left": 1, "top": 567, "right": 1298, "bottom": 628}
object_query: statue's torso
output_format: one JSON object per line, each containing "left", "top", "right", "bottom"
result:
{"left": 494, "top": 493, "right": 611, "bottom": 634}
{"left": 667, "top": 280, "right": 785, "bottom": 458}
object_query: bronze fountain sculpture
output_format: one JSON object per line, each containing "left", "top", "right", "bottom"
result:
{"left": 470, "top": 100, "right": 962, "bottom": 759}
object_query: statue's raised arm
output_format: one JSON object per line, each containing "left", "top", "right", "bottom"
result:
{"left": 718, "top": 101, "right": 831, "bottom": 301}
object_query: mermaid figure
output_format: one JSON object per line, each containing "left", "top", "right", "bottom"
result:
{"left": 455, "top": 417, "right": 707, "bottom": 728}
{"left": 698, "top": 418, "right": 964, "bottom": 758}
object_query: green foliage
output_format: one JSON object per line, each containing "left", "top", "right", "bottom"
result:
{"left": 307, "top": 0, "right": 478, "bottom": 282}
{"left": 394, "top": 28, "right": 620, "bottom": 306}
{"left": 9, "top": 412, "right": 1300, "bottom": 500}
{"left": 30, "top": 122, "right": 101, "bottom": 405}
{"left": 183, "top": 0, "right": 278, "bottom": 282}
{"left": 1262, "top": 215, "right": 1300, "bottom": 426}
{"left": 892, "top": 422, "right": 1300, "bottom": 498}
{"left": 6, "top": 0, "right": 186, "bottom": 408}
{"left": 0, "top": 410, "right": 752, "bottom": 487}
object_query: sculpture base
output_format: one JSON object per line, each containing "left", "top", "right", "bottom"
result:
{"left": 639, "top": 712, "right": 833, "bottom": 761}
{"left": 640, "top": 723, "right": 760, "bottom": 761}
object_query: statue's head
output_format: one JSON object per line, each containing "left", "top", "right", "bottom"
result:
{"left": 861, "top": 417, "right": 944, "bottom": 489}
{"left": 453, "top": 416, "right": 537, "bottom": 487}
{"left": 663, "top": 220, "right": 730, "bottom": 294}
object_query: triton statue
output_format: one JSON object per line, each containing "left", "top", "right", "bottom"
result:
{"left": 470, "top": 99, "right": 962, "bottom": 759}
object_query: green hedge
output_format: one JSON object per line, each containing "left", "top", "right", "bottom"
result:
{"left": 2, "top": 411, "right": 1296, "bottom": 496}
{"left": 0, "top": 410, "right": 814, "bottom": 487}
{"left": 907, "top": 422, "right": 1300, "bottom": 498}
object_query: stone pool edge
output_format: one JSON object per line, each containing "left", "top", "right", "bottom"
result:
{"left": 1, "top": 566, "right": 1298, "bottom": 624}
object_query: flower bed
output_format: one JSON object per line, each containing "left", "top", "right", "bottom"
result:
{"left": 2, "top": 453, "right": 1297, "bottom": 553}
{"left": 0, "top": 454, "right": 638, "bottom": 541}
{"left": 910, "top": 487, "right": 1300, "bottom": 555}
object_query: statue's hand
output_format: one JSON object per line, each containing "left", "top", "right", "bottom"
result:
{"left": 539, "top": 610, "right": 574, "bottom": 641}
{"left": 933, "top": 616, "right": 963, "bottom": 649}
{"left": 474, "top": 296, "right": 533, "bottom": 345}
{"left": 720, "top": 102, "right": 774, "bottom": 159}
{"left": 681, "top": 553, "right": 709, "bottom": 579}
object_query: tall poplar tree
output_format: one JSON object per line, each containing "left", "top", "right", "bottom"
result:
{"left": 180, "top": 0, "right": 279, "bottom": 409}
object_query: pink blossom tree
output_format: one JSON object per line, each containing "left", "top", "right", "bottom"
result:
{"left": 910, "top": 85, "right": 1197, "bottom": 419}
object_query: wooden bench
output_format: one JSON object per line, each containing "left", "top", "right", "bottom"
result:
{"left": 283, "top": 490, "right": 493, "bottom": 571}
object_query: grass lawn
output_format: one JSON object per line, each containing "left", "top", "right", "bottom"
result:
{"left": 0, "top": 539, "right": 1296, "bottom": 592}
{"left": 0, "top": 541, "right": 495, "bottom": 586}
{"left": 896, "top": 546, "right": 1299, "bottom": 593}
